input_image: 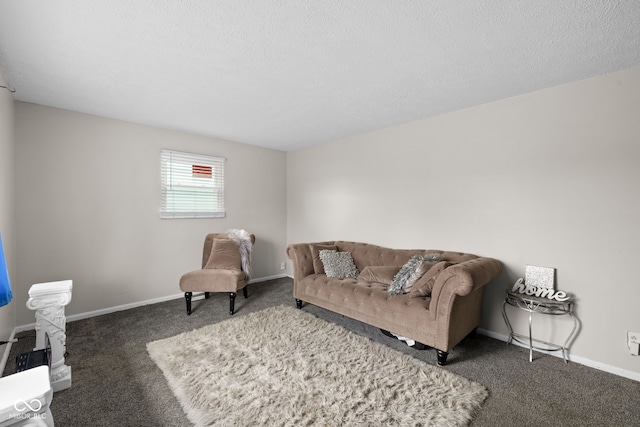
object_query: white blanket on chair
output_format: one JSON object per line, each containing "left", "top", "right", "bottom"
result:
{"left": 227, "top": 229, "right": 252, "bottom": 280}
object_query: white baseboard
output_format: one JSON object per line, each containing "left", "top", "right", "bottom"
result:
{"left": 8, "top": 273, "right": 635, "bottom": 384}
{"left": 251, "top": 273, "right": 288, "bottom": 282}
{"left": 477, "top": 328, "right": 640, "bottom": 382}
{"left": 12, "top": 273, "right": 289, "bottom": 333}
{"left": 1, "top": 274, "right": 290, "bottom": 374}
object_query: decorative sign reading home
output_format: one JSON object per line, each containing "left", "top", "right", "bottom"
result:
{"left": 511, "top": 265, "right": 570, "bottom": 302}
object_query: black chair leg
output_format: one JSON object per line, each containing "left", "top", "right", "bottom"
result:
{"left": 243, "top": 286, "right": 248, "bottom": 298}
{"left": 229, "top": 292, "right": 236, "bottom": 315}
{"left": 185, "top": 292, "right": 192, "bottom": 315}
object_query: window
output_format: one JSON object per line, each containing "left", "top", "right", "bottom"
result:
{"left": 160, "top": 149, "right": 225, "bottom": 219}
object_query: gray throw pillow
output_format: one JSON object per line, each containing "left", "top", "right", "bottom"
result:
{"left": 389, "top": 253, "right": 440, "bottom": 296}
{"left": 319, "top": 250, "right": 360, "bottom": 279}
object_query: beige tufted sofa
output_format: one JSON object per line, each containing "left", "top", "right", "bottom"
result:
{"left": 286, "top": 241, "right": 501, "bottom": 365}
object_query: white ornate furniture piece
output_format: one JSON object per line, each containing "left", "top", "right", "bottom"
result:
{"left": 26, "top": 280, "right": 73, "bottom": 392}
{"left": 0, "top": 365, "right": 54, "bottom": 426}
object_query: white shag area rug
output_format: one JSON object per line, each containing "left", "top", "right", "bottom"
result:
{"left": 147, "top": 305, "right": 488, "bottom": 426}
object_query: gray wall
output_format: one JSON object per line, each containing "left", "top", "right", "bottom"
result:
{"left": 14, "top": 103, "right": 288, "bottom": 325}
{"left": 7, "top": 66, "right": 640, "bottom": 377}
{"left": 287, "top": 66, "right": 640, "bottom": 376}
{"left": 0, "top": 69, "right": 15, "bottom": 339}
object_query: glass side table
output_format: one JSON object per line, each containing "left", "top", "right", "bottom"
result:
{"left": 502, "top": 290, "right": 578, "bottom": 362}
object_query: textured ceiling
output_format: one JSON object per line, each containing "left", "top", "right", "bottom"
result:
{"left": 1, "top": 1, "right": 639, "bottom": 151}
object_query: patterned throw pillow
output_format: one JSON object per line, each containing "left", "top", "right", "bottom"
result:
{"left": 403, "top": 261, "right": 438, "bottom": 293}
{"left": 388, "top": 253, "right": 440, "bottom": 296}
{"left": 309, "top": 244, "right": 338, "bottom": 274}
{"left": 319, "top": 250, "right": 360, "bottom": 279}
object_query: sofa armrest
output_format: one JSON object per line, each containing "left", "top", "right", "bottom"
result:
{"left": 287, "top": 241, "right": 338, "bottom": 281}
{"left": 286, "top": 243, "right": 315, "bottom": 280}
{"left": 430, "top": 257, "right": 501, "bottom": 309}
{"left": 426, "top": 257, "right": 500, "bottom": 351}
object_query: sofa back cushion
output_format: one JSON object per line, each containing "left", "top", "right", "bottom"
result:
{"left": 205, "top": 238, "right": 241, "bottom": 270}
{"left": 437, "top": 251, "right": 478, "bottom": 264}
{"left": 335, "top": 242, "right": 425, "bottom": 270}
{"left": 335, "top": 242, "right": 479, "bottom": 267}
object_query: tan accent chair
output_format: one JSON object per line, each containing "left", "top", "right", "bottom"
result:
{"left": 180, "top": 233, "right": 255, "bottom": 315}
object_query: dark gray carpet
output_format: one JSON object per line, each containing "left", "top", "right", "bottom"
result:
{"left": 3, "top": 278, "right": 640, "bottom": 426}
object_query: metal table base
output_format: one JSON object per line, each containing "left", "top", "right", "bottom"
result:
{"left": 502, "top": 291, "right": 578, "bottom": 362}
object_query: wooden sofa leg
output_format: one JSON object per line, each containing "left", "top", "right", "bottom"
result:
{"left": 295, "top": 299, "right": 303, "bottom": 309}
{"left": 243, "top": 286, "right": 248, "bottom": 299}
{"left": 204, "top": 292, "right": 210, "bottom": 299}
{"left": 185, "top": 292, "right": 192, "bottom": 315}
{"left": 229, "top": 292, "right": 236, "bottom": 315}
{"left": 436, "top": 350, "right": 449, "bottom": 366}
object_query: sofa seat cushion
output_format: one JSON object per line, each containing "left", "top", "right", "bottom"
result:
{"left": 179, "top": 268, "right": 247, "bottom": 293}
{"left": 296, "top": 275, "right": 435, "bottom": 334}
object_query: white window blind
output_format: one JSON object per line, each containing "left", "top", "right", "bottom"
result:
{"left": 160, "top": 149, "right": 225, "bottom": 219}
